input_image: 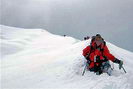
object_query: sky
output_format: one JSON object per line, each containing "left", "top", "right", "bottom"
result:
{"left": 1, "top": 0, "right": 133, "bottom": 52}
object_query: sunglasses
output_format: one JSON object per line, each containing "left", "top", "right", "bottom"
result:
{"left": 95, "top": 39, "right": 103, "bottom": 46}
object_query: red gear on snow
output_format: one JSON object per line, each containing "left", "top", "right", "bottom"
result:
{"left": 82, "top": 41, "right": 115, "bottom": 68}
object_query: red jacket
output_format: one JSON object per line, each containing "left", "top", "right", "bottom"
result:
{"left": 82, "top": 42, "right": 115, "bottom": 68}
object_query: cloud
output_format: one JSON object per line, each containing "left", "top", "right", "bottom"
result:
{"left": 1, "top": 0, "right": 133, "bottom": 51}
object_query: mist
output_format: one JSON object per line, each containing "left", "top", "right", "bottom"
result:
{"left": 1, "top": 0, "right": 133, "bottom": 52}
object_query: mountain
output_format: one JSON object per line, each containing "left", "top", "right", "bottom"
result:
{"left": 1, "top": 25, "right": 133, "bottom": 89}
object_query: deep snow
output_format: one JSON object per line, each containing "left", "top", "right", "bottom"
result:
{"left": 1, "top": 25, "right": 133, "bottom": 89}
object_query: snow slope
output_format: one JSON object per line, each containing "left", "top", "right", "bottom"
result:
{"left": 1, "top": 25, "right": 133, "bottom": 89}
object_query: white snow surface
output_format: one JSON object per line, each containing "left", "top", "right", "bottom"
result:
{"left": 1, "top": 25, "right": 133, "bottom": 89}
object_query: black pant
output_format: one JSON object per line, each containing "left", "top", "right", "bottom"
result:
{"left": 89, "top": 64, "right": 101, "bottom": 72}
{"left": 89, "top": 61, "right": 110, "bottom": 74}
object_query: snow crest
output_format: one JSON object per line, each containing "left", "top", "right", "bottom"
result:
{"left": 1, "top": 25, "right": 133, "bottom": 89}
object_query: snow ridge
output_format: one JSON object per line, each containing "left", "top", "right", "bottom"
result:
{"left": 1, "top": 25, "right": 133, "bottom": 89}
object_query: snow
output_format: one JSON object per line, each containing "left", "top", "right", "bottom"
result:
{"left": 1, "top": 25, "right": 133, "bottom": 89}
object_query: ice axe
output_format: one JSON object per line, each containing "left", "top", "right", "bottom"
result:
{"left": 82, "top": 63, "right": 87, "bottom": 76}
{"left": 118, "top": 57, "right": 127, "bottom": 73}
{"left": 119, "top": 60, "right": 127, "bottom": 73}
{"left": 121, "top": 66, "right": 127, "bottom": 73}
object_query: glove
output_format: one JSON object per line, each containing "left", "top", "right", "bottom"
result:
{"left": 119, "top": 60, "right": 123, "bottom": 69}
{"left": 114, "top": 58, "right": 123, "bottom": 69}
